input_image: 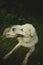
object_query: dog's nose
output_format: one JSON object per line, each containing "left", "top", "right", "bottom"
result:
{"left": 3, "top": 28, "right": 10, "bottom": 36}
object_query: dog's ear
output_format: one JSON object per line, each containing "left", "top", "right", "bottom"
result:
{"left": 29, "top": 26, "right": 36, "bottom": 37}
{"left": 24, "top": 24, "right": 36, "bottom": 37}
{"left": 22, "top": 24, "right": 36, "bottom": 37}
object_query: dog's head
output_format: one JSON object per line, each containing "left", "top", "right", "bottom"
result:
{"left": 3, "top": 24, "right": 36, "bottom": 38}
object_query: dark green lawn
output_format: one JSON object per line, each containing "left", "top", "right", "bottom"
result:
{"left": 0, "top": 15, "right": 43, "bottom": 65}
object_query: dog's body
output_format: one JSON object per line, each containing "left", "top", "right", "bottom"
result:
{"left": 3, "top": 24, "right": 38, "bottom": 65}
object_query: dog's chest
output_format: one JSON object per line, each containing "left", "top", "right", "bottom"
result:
{"left": 23, "top": 37, "right": 32, "bottom": 43}
{"left": 17, "top": 37, "right": 32, "bottom": 43}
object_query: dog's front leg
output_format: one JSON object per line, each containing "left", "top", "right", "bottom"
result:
{"left": 22, "top": 46, "right": 35, "bottom": 65}
{"left": 3, "top": 43, "right": 21, "bottom": 60}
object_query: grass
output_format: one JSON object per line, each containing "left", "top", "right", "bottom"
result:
{"left": 0, "top": 15, "right": 43, "bottom": 65}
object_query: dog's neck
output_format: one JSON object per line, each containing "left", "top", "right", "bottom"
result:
{"left": 17, "top": 33, "right": 38, "bottom": 44}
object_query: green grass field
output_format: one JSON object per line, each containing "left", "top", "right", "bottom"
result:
{"left": 0, "top": 15, "right": 43, "bottom": 65}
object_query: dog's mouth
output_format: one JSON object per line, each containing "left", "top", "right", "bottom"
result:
{"left": 4, "top": 34, "right": 24, "bottom": 38}
{"left": 14, "top": 34, "right": 24, "bottom": 38}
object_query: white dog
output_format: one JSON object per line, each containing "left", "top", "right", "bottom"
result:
{"left": 3, "top": 23, "right": 38, "bottom": 65}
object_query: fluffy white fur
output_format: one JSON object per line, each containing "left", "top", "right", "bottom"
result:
{"left": 3, "top": 23, "right": 38, "bottom": 65}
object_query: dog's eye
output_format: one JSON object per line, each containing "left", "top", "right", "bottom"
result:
{"left": 21, "top": 29, "right": 23, "bottom": 31}
{"left": 12, "top": 28, "right": 15, "bottom": 31}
